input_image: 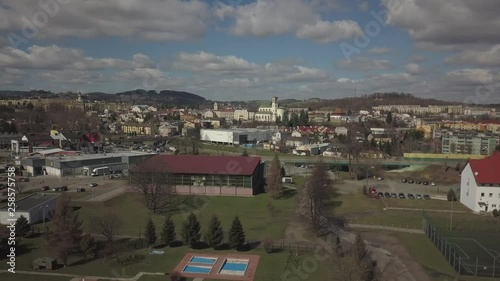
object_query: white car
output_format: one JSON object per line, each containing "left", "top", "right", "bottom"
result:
{"left": 430, "top": 182, "right": 436, "bottom": 186}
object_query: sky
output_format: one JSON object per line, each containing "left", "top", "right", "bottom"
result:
{"left": 0, "top": 0, "right": 499, "bottom": 103}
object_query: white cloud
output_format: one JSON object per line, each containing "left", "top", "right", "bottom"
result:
{"left": 174, "top": 51, "right": 258, "bottom": 74}
{"left": 0, "top": 0, "right": 210, "bottom": 42}
{"left": 367, "top": 47, "right": 392, "bottom": 55}
{"left": 337, "top": 57, "right": 392, "bottom": 71}
{"left": 381, "top": 0, "right": 500, "bottom": 49}
{"left": 405, "top": 63, "right": 421, "bottom": 74}
{"left": 174, "top": 51, "right": 330, "bottom": 83}
{"left": 445, "top": 45, "right": 500, "bottom": 67}
{"left": 296, "top": 20, "right": 363, "bottom": 43}
{"left": 216, "top": 0, "right": 362, "bottom": 43}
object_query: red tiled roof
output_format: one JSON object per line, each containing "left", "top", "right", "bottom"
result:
{"left": 138, "top": 155, "right": 261, "bottom": 176}
{"left": 468, "top": 152, "right": 500, "bottom": 185}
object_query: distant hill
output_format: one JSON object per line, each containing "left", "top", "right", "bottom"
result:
{"left": 284, "top": 92, "right": 460, "bottom": 111}
{"left": 0, "top": 89, "right": 206, "bottom": 106}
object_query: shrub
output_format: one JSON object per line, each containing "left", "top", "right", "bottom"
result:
{"left": 492, "top": 209, "right": 499, "bottom": 218}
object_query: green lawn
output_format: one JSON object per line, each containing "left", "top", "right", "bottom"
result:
{"left": 333, "top": 194, "right": 500, "bottom": 231}
{"left": 0, "top": 273, "right": 72, "bottom": 281}
{"left": 76, "top": 191, "right": 297, "bottom": 241}
{"left": 383, "top": 198, "right": 470, "bottom": 211}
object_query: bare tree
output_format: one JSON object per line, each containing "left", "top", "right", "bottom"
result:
{"left": 332, "top": 235, "right": 380, "bottom": 281}
{"left": 300, "top": 161, "right": 332, "bottom": 236}
{"left": 45, "top": 195, "right": 83, "bottom": 266}
{"left": 93, "top": 211, "right": 123, "bottom": 243}
{"left": 130, "top": 164, "right": 179, "bottom": 213}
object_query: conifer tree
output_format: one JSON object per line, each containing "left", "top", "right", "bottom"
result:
{"left": 144, "top": 218, "right": 157, "bottom": 246}
{"left": 228, "top": 216, "right": 246, "bottom": 250}
{"left": 181, "top": 213, "right": 201, "bottom": 248}
{"left": 204, "top": 214, "right": 224, "bottom": 248}
{"left": 160, "top": 216, "right": 176, "bottom": 247}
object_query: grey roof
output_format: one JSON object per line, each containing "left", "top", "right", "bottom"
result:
{"left": 25, "top": 151, "right": 156, "bottom": 163}
{"left": 1, "top": 193, "right": 60, "bottom": 212}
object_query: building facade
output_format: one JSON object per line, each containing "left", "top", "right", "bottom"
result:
{"left": 130, "top": 155, "right": 265, "bottom": 196}
{"left": 254, "top": 97, "right": 285, "bottom": 123}
{"left": 0, "top": 193, "right": 60, "bottom": 224}
{"left": 460, "top": 153, "right": 500, "bottom": 213}
{"left": 442, "top": 135, "right": 497, "bottom": 155}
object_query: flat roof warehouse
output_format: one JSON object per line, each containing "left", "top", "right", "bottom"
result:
{"left": 0, "top": 193, "right": 60, "bottom": 212}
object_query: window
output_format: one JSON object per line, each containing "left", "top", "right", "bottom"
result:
{"left": 493, "top": 205, "right": 497, "bottom": 208}
{"left": 489, "top": 193, "right": 493, "bottom": 198}
{"left": 481, "top": 193, "right": 485, "bottom": 197}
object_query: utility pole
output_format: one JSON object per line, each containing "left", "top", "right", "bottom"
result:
{"left": 449, "top": 197, "right": 454, "bottom": 231}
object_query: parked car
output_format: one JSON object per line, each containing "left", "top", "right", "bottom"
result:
{"left": 416, "top": 194, "right": 422, "bottom": 200}
{"left": 377, "top": 177, "right": 384, "bottom": 181}
{"left": 401, "top": 178, "right": 407, "bottom": 183}
{"left": 423, "top": 181, "right": 429, "bottom": 185}
{"left": 408, "top": 193, "right": 415, "bottom": 199}
{"left": 398, "top": 193, "right": 406, "bottom": 199}
{"left": 378, "top": 192, "right": 384, "bottom": 198}
{"left": 60, "top": 186, "right": 68, "bottom": 191}
{"left": 384, "top": 192, "right": 391, "bottom": 198}
{"left": 76, "top": 187, "right": 86, "bottom": 192}
{"left": 391, "top": 193, "right": 397, "bottom": 198}
{"left": 89, "top": 183, "right": 98, "bottom": 187}
{"left": 423, "top": 194, "right": 431, "bottom": 200}
{"left": 430, "top": 182, "right": 436, "bottom": 186}
{"left": 416, "top": 181, "right": 422, "bottom": 184}
{"left": 41, "top": 186, "right": 50, "bottom": 191}
{"left": 408, "top": 179, "right": 414, "bottom": 184}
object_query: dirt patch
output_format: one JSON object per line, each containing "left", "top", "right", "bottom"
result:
{"left": 386, "top": 164, "right": 461, "bottom": 185}
{"left": 360, "top": 230, "right": 432, "bottom": 281}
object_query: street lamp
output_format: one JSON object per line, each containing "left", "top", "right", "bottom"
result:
{"left": 40, "top": 204, "right": 49, "bottom": 229}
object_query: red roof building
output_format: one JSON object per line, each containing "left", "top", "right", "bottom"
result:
{"left": 468, "top": 152, "right": 500, "bottom": 185}
{"left": 132, "top": 155, "right": 265, "bottom": 197}
{"left": 460, "top": 152, "right": 500, "bottom": 213}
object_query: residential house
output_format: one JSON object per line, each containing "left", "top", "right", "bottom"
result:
{"left": 460, "top": 152, "right": 500, "bottom": 213}
{"left": 335, "top": 127, "right": 348, "bottom": 136}
{"left": 122, "top": 123, "right": 159, "bottom": 136}
{"left": 285, "top": 137, "right": 310, "bottom": 147}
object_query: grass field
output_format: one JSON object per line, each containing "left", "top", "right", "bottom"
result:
{"left": 0, "top": 187, "right": 334, "bottom": 281}
{"left": 74, "top": 191, "right": 297, "bottom": 242}
{"left": 383, "top": 197, "right": 470, "bottom": 212}
{"left": 395, "top": 233, "right": 496, "bottom": 281}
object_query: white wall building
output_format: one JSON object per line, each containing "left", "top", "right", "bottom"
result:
{"left": 0, "top": 193, "right": 60, "bottom": 224}
{"left": 255, "top": 97, "right": 285, "bottom": 122}
{"left": 460, "top": 153, "right": 500, "bottom": 213}
{"left": 200, "top": 129, "right": 273, "bottom": 145}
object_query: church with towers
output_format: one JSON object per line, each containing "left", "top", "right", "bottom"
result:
{"left": 254, "top": 97, "right": 285, "bottom": 123}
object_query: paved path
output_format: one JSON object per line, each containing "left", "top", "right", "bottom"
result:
{"left": 0, "top": 270, "right": 165, "bottom": 281}
{"left": 347, "top": 223, "right": 425, "bottom": 234}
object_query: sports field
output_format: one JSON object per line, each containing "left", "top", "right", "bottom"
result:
{"left": 424, "top": 212, "right": 500, "bottom": 278}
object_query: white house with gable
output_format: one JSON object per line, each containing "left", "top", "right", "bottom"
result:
{"left": 460, "top": 152, "right": 500, "bottom": 213}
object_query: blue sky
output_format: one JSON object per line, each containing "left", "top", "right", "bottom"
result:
{"left": 0, "top": 0, "right": 499, "bottom": 103}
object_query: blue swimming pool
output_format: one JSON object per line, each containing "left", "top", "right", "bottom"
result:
{"left": 222, "top": 262, "right": 247, "bottom": 271}
{"left": 190, "top": 256, "right": 217, "bottom": 264}
{"left": 183, "top": 265, "right": 211, "bottom": 274}
{"left": 218, "top": 259, "right": 249, "bottom": 276}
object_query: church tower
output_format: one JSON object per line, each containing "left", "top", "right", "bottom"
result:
{"left": 271, "top": 97, "right": 278, "bottom": 122}
{"left": 213, "top": 102, "right": 219, "bottom": 111}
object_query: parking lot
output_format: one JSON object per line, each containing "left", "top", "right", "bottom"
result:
{"left": 8, "top": 174, "right": 130, "bottom": 202}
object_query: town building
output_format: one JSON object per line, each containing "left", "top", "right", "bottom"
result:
{"left": 22, "top": 151, "right": 156, "bottom": 177}
{"left": 122, "top": 123, "right": 159, "bottom": 136}
{"left": 460, "top": 152, "right": 500, "bottom": 213}
{"left": 130, "top": 155, "right": 265, "bottom": 196}
{"left": 254, "top": 97, "right": 285, "bottom": 123}
{"left": 0, "top": 193, "right": 60, "bottom": 224}
{"left": 442, "top": 134, "right": 498, "bottom": 155}
{"left": 200, "top": 128, "right": 273, "bottom": 145}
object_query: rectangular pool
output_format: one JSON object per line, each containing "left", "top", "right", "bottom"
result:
{"left": 190, "top": 256, "right": 218, "bottom": 265}
{"left": 183, "top": 265, "right": 212, "bottom": 274}
{"left": 218, "top": 258, "right": 249, "bottom": 276}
